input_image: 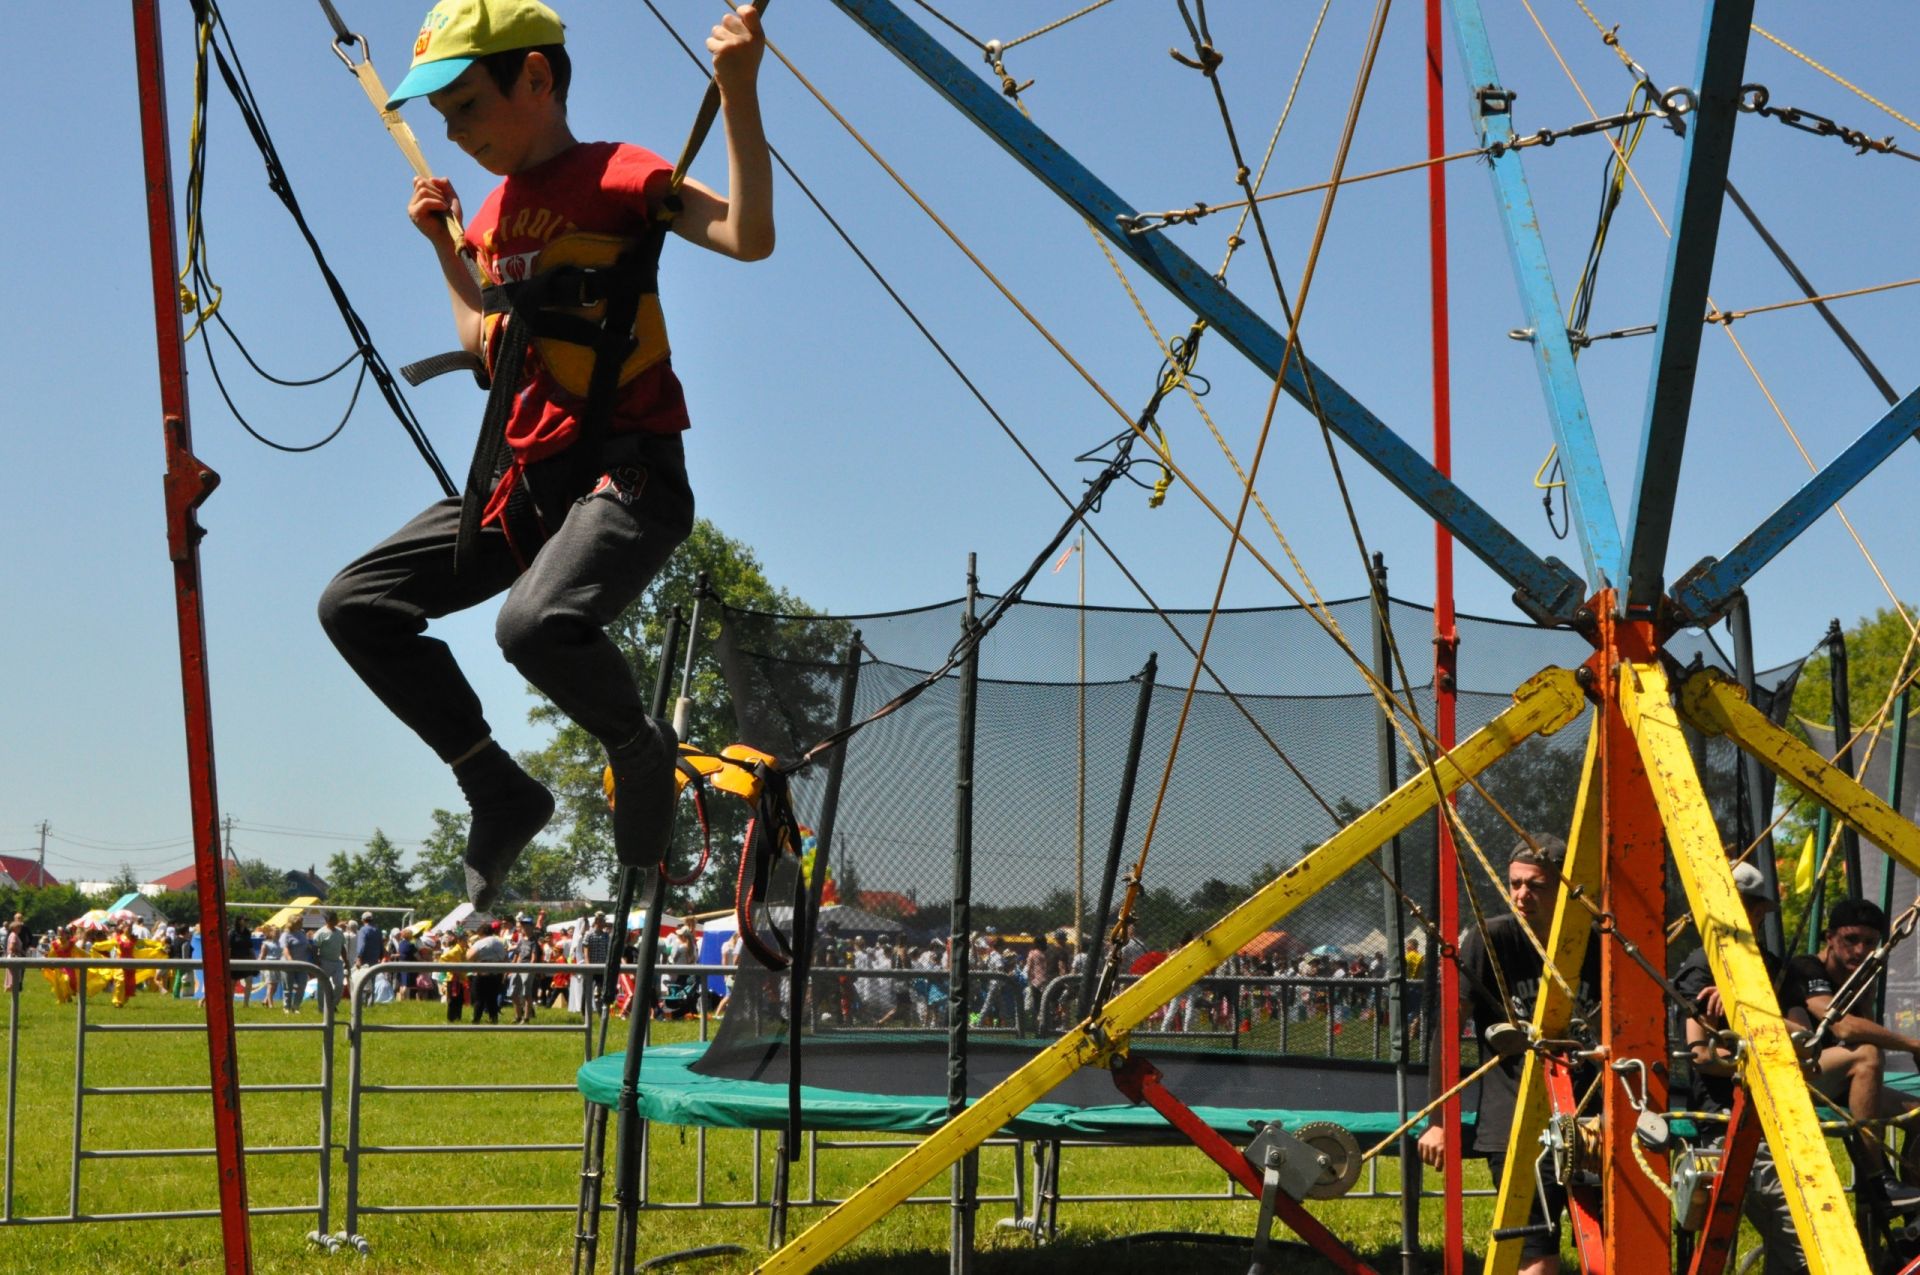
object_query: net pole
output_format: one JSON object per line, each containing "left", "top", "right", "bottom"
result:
{"left": 1875, "top": 689, "right": 1911, "bottom": 1019}
{"left": 1078, "top": 653, "right": 1159, "bottom": 1019}
{"left": 1075, "top": 533, "right": 1087, "bottom": 955}
{"left": 131, "top": 4, "right": 252, "bottom": 1267}
{"left": 1371, "top": 556, "right": 1419, "bottom": 1273}
{"left": 610, "top": 608, "right": 688, "bottom": 1273}
{"left": 785, "top": 635, "right": 864, "bottom": 1165}
{"left": 598, "top": 609, "right": 687, "bottom": 1056}
{"left": 1728, "top": 593, "right": 1787, "bottom": 957}
{"left": 1809, "top": 807, "right": 1834, "bottom": 954}
{"left": 1828, "top": 619, "right": 1865, "bottom": 900}
{"left": 802, "top": 634, "right": 865, "bottom": 924}
{"left": 948, "top": 556, "right": 980, "bottom": 1274}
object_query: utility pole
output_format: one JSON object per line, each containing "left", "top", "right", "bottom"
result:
{"left": 222, "top": 815, "right": 234, "bottom": 860}
{"left": 37, "top": 820, "right": 49, "bottom": 875}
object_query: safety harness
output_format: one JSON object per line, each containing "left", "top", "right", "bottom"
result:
{"left": 667, "top": 743, "right": 811, "bottom": 972}
{"left": 404, "top": 213, "right": 677, "bottom": 573}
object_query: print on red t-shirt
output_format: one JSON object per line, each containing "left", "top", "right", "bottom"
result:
{"left": 463, "top": 141, "right": 692, "bottom": 469}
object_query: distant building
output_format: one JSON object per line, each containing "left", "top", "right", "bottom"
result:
{"left": 148, "top": 859, "right": 241, "bottom": 894}
{"left": 0, "top": 855, "right": 58, "bottom": 888}
{"left": 283, "top": 865, "right": 330, "bottom": 899}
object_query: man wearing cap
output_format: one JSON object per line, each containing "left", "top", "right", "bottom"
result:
{"left": 318, "top": 0, "right": 773, "bottom": 917}
{"left": 1417, "top": 834, "right": 1599, "bottom": 1275}
{"left": 1672, "top": 860, "right": 1838, "bottom": 1267}
{"left": 1787, "top": 896, "right": 1920, "bottom": 1208}
{"left": 355, "top": 911, "right": 384, "bottom": 974}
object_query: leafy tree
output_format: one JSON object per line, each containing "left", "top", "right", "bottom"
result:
{"left": 1774, "top": 603, "right": 1917, "bottom": 939}
{"left": 0, "top": 883, "right": 92, "bottom": 937}
{"left": 411, "top": 807, "right": 579, "bottom": 914}
{"left": 519, "top": 518, "right": 849, "bottom": 908}
{"left": 231, "top": 858, "right": 287, "bottom": 900}
{"left": 1781, "top": 604, "right": 1917, "bottom": 833}
{"left": 325, "top": 831, "right": 414, "bottom": 909}
{"left": 107, "top": 863, "right": 141, "bottom": 896}
{"left": 148, "top": 890, "right": 204, "bottom": 928}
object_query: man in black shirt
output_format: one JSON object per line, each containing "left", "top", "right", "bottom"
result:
{"left": 1416, "top": 834, "right": 1600, "bottom": 1275}
{"left": 1673, "top": 860, "right": 1820, "bottom": 1270}
{"left": 1789, "top": 897, "right": 1920, "bottom": 1197}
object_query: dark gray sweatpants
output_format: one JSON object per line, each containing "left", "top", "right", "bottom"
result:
{"left": 318, "top": 433, "right": 694, "bottom": 763}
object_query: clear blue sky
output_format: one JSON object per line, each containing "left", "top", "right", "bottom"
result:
{"left": 8, "top": 1, "right": 1919, "bottom": 889}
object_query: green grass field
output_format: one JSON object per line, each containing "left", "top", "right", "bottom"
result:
{"left": 0, "top": 978, "right": 1793, "bottom": 1272}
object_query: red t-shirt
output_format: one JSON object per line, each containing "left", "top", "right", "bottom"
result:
{"left": 463, "top": 141, "right": 691, "bottom": 468}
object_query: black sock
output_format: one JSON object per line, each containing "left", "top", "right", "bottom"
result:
{"left": 455, "top": 742, "right": 553, "bottom": 912}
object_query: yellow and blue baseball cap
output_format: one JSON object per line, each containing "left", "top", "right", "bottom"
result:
{"left": 386, "top": 0, "right": 566, "bottom": 109}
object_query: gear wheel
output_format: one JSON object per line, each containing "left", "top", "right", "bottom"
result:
{"left": 1291, "top": 1121, "right": 1362, "bottom": 1199}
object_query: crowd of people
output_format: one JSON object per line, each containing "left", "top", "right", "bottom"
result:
{"left": 787, "top": 925, "right": 1413, "bottom": 1039}
{"left": 0, "top": 907, "right": 686, "bottom": 1023}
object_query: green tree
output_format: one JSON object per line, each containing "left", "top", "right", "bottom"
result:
{"left": 325, "top": 831, "right": 414, "bottom": 908}
{"left": 1774, "top": 603, "right": 1918, "bottom": 943}
{"left": 107, "top": 863, "right": 141, "bottom": 897}
{"left": 0, "top": 883, "right": 92, "bottom": 936}
{"left": 411, "top": 807, "right": 578, "bottom": 912}
{"left": 231, "top": 858, "right": 287, "bottom": 900}
{"left": 414, "top": 809, "right": 471, "bottom": 895}
{"left": 519, "top": 518, "right": 849, "bottom": 908}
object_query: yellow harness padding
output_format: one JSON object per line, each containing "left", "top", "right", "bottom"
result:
{"left": 603, "top": 742, "right": 775, "bottom": 810}
{"left": 486, "top": 231, "right": 671, "bottom": 400}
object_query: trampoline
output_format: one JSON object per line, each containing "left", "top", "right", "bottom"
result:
{"left": 578, "top": 1035, "right": 1453, "bottom": 1143}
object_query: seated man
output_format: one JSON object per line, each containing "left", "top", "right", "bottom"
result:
{"left": 1673, "top": 861, "right": 1845, "bottom": 1269}
{"left": 1789, "top": 897, "right": 1920, "bottom": 1198}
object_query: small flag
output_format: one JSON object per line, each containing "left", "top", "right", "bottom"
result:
{"left": 1793, "top": 830, "right": 1816, "bottom": 895}
{"left": 1051, "top": 541, "right": 1080, "bottom": 574}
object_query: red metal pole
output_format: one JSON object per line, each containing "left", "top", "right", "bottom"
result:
{"left": 1111, "top": 1058, "right": 1381, "bottom": 1275}
{"left": 131, "top": 2, "right": 254, "bottom": 1268}
{"left": 1424, "top": 0, "right": 1463, "bottom": 1269}
{"left": 1593, "top": 601, "right": 1670, "bottom": 1275}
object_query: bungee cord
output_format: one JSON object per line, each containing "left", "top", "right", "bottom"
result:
{"left": 180, "top": 0, "right": 456, "bottom": 492}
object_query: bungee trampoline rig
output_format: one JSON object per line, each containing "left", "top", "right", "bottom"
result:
{"left": 122, "top": 0, "right": 1920, "bottom": 1272}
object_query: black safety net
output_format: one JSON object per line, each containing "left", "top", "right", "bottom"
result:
{"left": 689, "top": 591, "right": 1808, "bottom": 1120}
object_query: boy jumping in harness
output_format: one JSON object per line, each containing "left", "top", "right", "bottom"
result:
{"left": 319, "top": 0, "right": 773, "bottom": 910}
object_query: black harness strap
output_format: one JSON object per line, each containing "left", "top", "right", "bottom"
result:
{"left": 453, "top": 316, "right": 530, "bottom": 574}
{"left": 450, "top": 222, "right": 670, "bottom": 574}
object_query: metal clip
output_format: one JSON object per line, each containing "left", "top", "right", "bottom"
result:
{"left": 1478, "top": 84, "right": 1517, "bottom": 116}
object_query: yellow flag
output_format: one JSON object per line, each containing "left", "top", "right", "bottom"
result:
{"left": 1793, "top": 830, "right": 1817, "bottom": 895}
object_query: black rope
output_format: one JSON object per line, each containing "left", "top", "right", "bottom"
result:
{"left": 638, "top": 0, "right": 1336, "bottom": 819}
{"left": 188, "top": 0, "right": 456, "bottom": 495}
{"left": 1723, "top": 181, "right": 1902, "bottom": 409}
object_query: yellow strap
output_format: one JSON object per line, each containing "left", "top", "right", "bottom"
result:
{"left": 335, "top": 42, "right": 483, "bottom": 287}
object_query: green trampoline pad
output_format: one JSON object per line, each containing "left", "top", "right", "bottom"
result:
{"left": 579, "top": 1041, "right": 1433, "bottom": 1142}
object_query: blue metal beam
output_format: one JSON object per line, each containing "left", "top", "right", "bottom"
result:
{"left": 1620, "top": 0, "right": 1755, "bottom": 609}
{"left": 1449, "top": 0, "right": 1621, "bottom": 594}
{"left": 826, "top": 0, "right": 1585, "bottom": 623}
{"left": 1671, "top": 383, "right": 1920, "bottom": 622}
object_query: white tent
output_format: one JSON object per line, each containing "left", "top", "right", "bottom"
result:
{"left": 428, "top": 902, "right": 479, "bottom": 935}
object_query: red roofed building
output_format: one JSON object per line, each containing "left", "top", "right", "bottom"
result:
{"left": 149, "top": 859, "right": 240, "bottom": 894}
{"left": 0, "top": 856, "right": 58, "bottom": 888}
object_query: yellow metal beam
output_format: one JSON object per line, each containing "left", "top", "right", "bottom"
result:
{"left": 1621, "top": 661, "right": 1864, "bottom": 1275}
{"left": 754, "top": 668, "right": 1587, "bottom": 1274}
{"left": 1680, "top": 667, "right": 1920, "bottom": 876}
{"left": 1484, "top": 714, "right": 1602, "bottom": 1275}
